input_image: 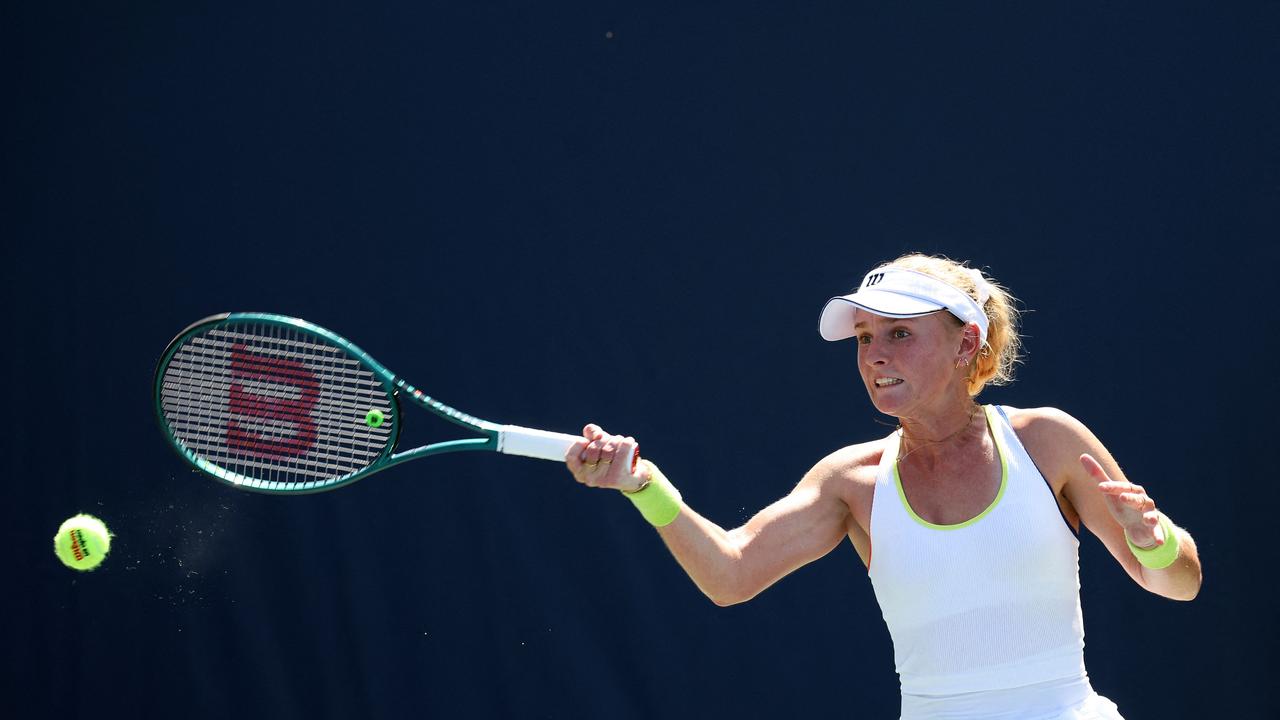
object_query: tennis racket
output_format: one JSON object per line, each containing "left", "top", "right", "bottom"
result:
{"left": 154, "top": 312, "right": 623, "bottom": 494}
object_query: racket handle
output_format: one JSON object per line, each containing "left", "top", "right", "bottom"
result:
{"left": 497, "top": 425, "right": 641, "bottom": 471}
{"left": 497, "top": 426, "right": 581, "bottom": 462}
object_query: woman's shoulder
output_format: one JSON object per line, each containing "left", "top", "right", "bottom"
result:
{"left": 998, "top": 404, "right": 1090, "bottom": 437}
{"left": 809, "top": 437, "right": 891, "bottom": 487}
{"left": 996, "top": 405, "right": 1097, "bottom": 469}
{"left": 799, "top": 439, "right": 887, "bottom": 525}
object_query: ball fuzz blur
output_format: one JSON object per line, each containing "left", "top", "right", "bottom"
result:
{"left": 53, "top": 514, "right": 112, "bottom": 571}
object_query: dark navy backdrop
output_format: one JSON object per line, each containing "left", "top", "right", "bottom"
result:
{"left": 8, "top": 2, "right": 1278, "bottom": 718}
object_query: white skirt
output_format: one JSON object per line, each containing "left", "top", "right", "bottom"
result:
{"left": 899, "top": 674, "right": 1123, "bottom": 720}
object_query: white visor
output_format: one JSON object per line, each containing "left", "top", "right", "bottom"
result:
{"left": 819, "top": 267, "right": 989, "bottom": 344}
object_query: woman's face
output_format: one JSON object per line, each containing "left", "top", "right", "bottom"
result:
{"left": 853, "top": 309, "right": 967, "bottom": 417}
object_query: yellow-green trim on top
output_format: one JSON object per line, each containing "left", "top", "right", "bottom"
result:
{"left": 892, "top": 405, "right": 1009, "bottom": 530}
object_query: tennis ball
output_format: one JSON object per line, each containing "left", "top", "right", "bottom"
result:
{"left": 365, "top": 409, "right": 385, "bottom": 428}
{"left": 53, "top": 514, "right": 112, "bottom": 571}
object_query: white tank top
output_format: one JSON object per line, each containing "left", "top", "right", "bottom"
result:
{"left": 867, "top": 405, "right": 1087, "bottom": 701}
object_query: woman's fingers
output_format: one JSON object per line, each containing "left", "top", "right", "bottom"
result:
{"left": 1082, "top": 452, "right": 1173, "bottom": 551}
{"left": 1082, "top": 453, "right": 1166, "bottom": 545}
{"left": 567, "top": 425, "right": 643, "bottom": 490}
{"left": 566, "top": 437, "right": 589, "bottom": 469}
{"left": 1097, "top": 482, "right": 1155, "bottom": 511}
{"left": 1079, "top": 453, "right": 1108, "bottom": 482}
{"left": 577, "top": 424, "right": 609, "bottom": 464}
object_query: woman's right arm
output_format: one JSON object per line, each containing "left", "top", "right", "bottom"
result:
{"left": 567, "top": 424, "right": 866, "bottom": 606}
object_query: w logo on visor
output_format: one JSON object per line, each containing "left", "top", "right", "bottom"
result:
{"left": 864, "top": 272, "right": 885, "bottom": 287}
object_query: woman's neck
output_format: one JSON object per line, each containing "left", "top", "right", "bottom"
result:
{"left": 896, "top": 400, "right": 985, "bottom": 466}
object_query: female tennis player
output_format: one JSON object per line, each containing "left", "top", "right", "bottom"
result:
{"left": 565, "top": 254, "right": 1201, "bottom": 720}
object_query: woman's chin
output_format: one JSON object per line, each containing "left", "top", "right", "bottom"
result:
{"left": 867, "top": 387, "right": 908, "bottom": 416}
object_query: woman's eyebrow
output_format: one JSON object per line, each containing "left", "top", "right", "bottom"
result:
{"left": 854, "top": 317, "right": 919, "bottom": 329}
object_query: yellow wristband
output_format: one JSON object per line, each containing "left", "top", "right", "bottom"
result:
{"left": 622, "top": 460, "right": 682, "bottom": 527}
{"left": 1126, "top": 514, "right": 1180, "bottom": 570}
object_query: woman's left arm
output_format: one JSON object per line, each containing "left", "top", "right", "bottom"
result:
{"left": 1073, "top": 451, "right": 1201, "bottom": 600}
{"left": 1026, "top": 408, "right": 1202, "bottom": 601}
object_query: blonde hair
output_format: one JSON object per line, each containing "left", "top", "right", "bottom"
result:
{"left": 885, "top": 253, "right": 1023, "bottom": 397}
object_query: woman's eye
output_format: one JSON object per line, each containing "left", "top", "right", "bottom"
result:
{"left": 857, "top": 335, "right": 871, "bottom": 345}
{"left": 893, "top": 328, "right": 911, "bottom": 339}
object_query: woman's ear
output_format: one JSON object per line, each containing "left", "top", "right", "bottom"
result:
{"left": 956, "top": 322, "right": 982, "bottom": 365}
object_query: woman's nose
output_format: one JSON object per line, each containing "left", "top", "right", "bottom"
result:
{"left": 861, "top": 343, "right": 888, "bottom": 366}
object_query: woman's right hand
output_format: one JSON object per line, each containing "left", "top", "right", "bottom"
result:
{"left": 566, "top": 423, "right": 647, "bottom": 493}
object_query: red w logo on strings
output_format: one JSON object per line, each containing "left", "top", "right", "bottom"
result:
{"left": 226, "top": 343, "right": 319, "bottom": 459}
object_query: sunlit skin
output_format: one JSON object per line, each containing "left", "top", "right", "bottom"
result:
{"left": 853, "top": 309, "right": 997, "bottom": 526}
{"left": 564, "top": 308, "right": 1201, "bottom": 605}
{"left": 853, "top": 309, "right": 979, "bottom": 453}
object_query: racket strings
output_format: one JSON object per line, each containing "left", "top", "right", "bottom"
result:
{"left": 159, "top": 322, "right": 394, "bottom": 489}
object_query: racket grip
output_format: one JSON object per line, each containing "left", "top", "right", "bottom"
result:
{"left": 497, "top": 425, "right": 640, "bottom": 471}
{"left": 497, "top": 425, "right": 581, "bottom": 462}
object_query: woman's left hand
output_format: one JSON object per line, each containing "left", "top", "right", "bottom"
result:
{"left": 1080, "top": 453, "right": 1166, "bottom": 548}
